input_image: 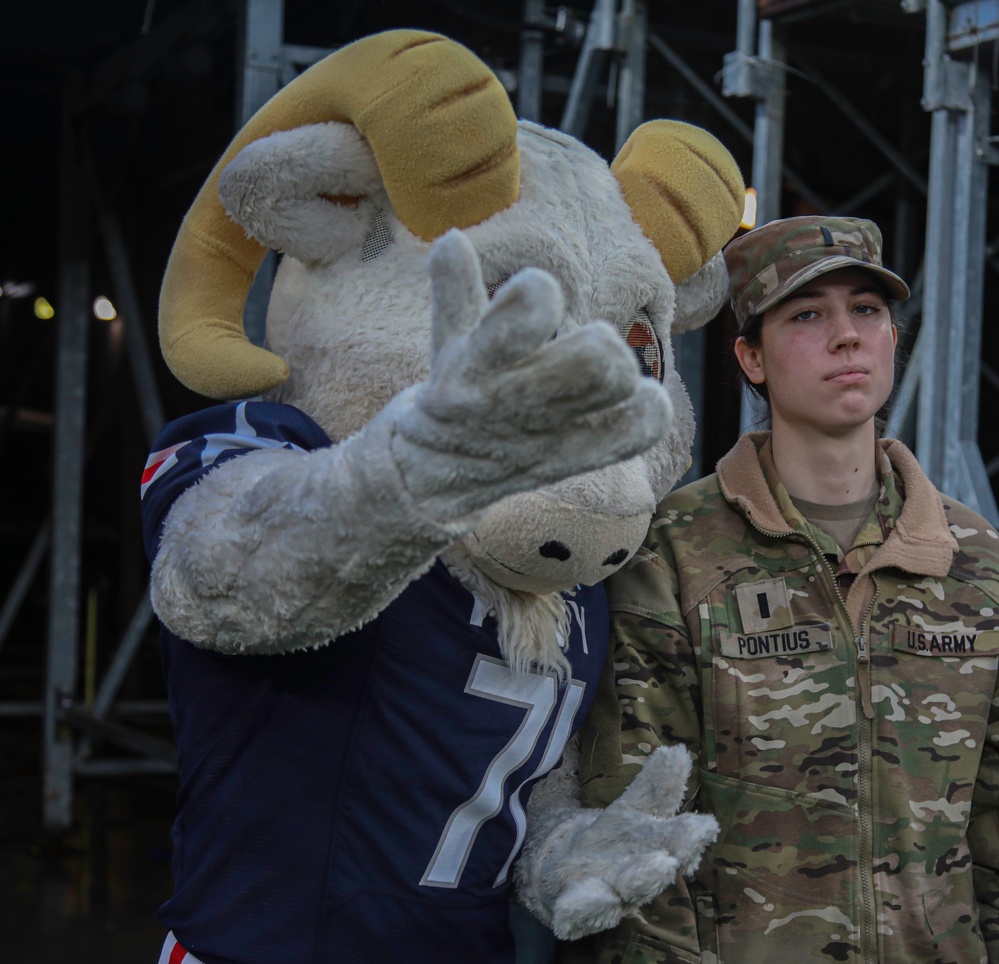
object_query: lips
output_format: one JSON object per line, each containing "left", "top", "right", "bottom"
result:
{"left": 826, "top": 365, "right": 868, "bottom": 381}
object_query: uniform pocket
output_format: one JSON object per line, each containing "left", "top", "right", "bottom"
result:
{"left": 619, "top": 933, "right": 699, "bottom": 964}
{"left": 698, "top": 771, "right": 861, "bottom": 963}
{"left": 700, "top": 564, "right": 856, "bottom": 798}
{"left": 870, "top": 622, "right": 997, "bottom": 795}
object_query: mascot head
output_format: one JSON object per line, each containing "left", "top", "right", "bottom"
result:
{"left": 158, "top": 30, "right": 743, "bottom": 674}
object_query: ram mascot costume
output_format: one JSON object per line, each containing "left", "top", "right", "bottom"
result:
{"left": 141, "top": 29, "right": 742, "bottom": 964}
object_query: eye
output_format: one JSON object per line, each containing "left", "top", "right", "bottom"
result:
{"left": 361, "top": 209, "right": 393, "bottom": 263}
{"left": 486, "top": 277, "right": 510, "bottom": 299}
{"left": 487, "top": 275, "right": 559, "bottom": 341}
{"left": 620, "top": 308, "right": 665, "bottom": 382}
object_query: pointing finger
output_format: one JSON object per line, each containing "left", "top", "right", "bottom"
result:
{"left": 429, "top": 230, "right": 488, "bottom": 362}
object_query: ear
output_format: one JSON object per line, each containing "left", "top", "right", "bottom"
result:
{"left": 734, "top": 334, "right": 766, "bottom": 385}
{"left": 671, "top": 251, "right": 729, "bottom": 334}
{"left": 218, "top": 122, "right": 383, "bottom": 266}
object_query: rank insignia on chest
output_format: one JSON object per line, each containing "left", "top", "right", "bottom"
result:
{"left": 736, "top": 577, "right": 793, "bottom": 632}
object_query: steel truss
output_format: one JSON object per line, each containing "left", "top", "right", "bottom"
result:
{"left": 726, "top": 0, "right": 999, "bottom": 522}
{"left": 6, "top": 0, "right": 999, "bottom": 833}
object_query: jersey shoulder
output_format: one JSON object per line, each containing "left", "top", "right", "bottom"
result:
{"left": 140, "top": 401, "right": 331, "bottom": 561}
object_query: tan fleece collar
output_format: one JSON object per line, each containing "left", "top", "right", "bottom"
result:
{"left": 717, "top": 432, "right": 956, "bottom": 577}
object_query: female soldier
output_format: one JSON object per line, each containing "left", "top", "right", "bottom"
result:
{"left": 571, "top": 216, "right": 999, "bottom": 963}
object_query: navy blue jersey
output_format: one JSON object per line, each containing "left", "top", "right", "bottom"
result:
{"left": 141, "top": 402, "right": 610, "bottom": 964}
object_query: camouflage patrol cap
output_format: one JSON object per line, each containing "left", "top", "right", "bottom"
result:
{"left": 724, "top": 215, "right": 910, "bottom": 329}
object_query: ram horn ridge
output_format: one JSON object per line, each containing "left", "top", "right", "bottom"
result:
{"left": 612, "top": 120, "right": 744, "bottom": 284}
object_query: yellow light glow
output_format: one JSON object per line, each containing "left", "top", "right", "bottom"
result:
{"left": 34, "top": 296, "right": 55, "bottom": 320}
{"left": 93, "top": 296, "right": 117, "bottom": 321}
{"left": 740, "top": 187, "right": 758, "bottom": 230}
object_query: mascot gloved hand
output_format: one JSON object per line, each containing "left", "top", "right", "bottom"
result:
{"left": 516, "top": 744, "right": 717, "bottom": 940}
{"left": 142, "top": 29, "right": 742, "bottom": 964}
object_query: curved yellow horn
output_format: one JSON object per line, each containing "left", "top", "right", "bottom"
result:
{"left": 160, "top": 29, "right": 520, "bottom": 399}
{"left": 612, "top": 120, "right": 743, "bottom": 284}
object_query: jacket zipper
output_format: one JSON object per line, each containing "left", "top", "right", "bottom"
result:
{"left": 743, "top": 515, "right": 881, "bottom": 962}
{"left": 856, "top": 576, "right": 879, "bottom": 964}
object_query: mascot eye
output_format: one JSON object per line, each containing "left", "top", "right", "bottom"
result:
{"left": 486, "top": 277, "right": 510, "bottom": 299}
{"left": 361, "top": 210, "right": 393, "bottom": 263}
{"left": 620, "top": 308, "right": 664, "bottom": 382}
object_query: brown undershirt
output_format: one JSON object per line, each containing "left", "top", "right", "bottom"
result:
{"left": 790, "top": 490, "right": 880, "bottom": 556}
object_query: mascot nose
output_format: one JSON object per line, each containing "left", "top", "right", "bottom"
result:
{"left": 539, "top": 541, "right": 572, "bottom": 561}
{"left": 538, "top": 542, "right": 629, "bottom": 567}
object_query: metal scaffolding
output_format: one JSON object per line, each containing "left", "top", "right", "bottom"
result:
{"left": 5, "top": 0, "right": 999, "bottom": 831}
{"left": 725, "top": 0, "right": 999, "bottom": 523}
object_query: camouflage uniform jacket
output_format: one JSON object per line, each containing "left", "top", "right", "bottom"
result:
{"left": 573, "top": 432, "right": 999, "bottom": 964}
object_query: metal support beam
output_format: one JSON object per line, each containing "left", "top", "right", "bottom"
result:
{"left": 725, "top": 7, "right": 785, "bottom": 432}
{"left": 652, "top": 31, "right": 828, "bottom": 215}
{"left": 560, "top": 0, "right": 615, "bottom": 138}
{"left": 0, "top": 521, "right": 50, "bottom": 653}
{"left": 751, "top": 20, "right": 786, "bottom": 228}
{"left": 558, "top": 0, "right": 649, "bottom": 150}
{"left": 916, "top": 0, "right": 998, "bottom": 521}
{"left": 76, "top": 589, "right": 158, "bottom": 764}
{"left": 59, "top": 704, "right": 178, "bottom": 765}
{"left": 721, "top": 0, "right": 758, "bottom": 99}
{"left": 237, "top": 0, "right": 284, "bottom": 129}
{"left": 100, "top": 214, "right": 165, "bottom": 446}
{"left": 836, "top": 170, "right": 899, "bottom": 218}
{"left": 88, "top": 590, "right": 156, "bottom": 721}
{"left": 518, "top": 0, "right": 546, "bottom": 121}
{"left": 614, "top": 0, "right": 647, "bottom": 151}
{"left": 722, "top": 8, "right": 786, "bottom": 220}
{"left": 239, "top": 0, "right": 285, "bottom": 350}
{"left": 44, "top": 104, "right": 91, "bottom": 829}
{"left": 795, "top": 61, "right": 928, "bottom": 199}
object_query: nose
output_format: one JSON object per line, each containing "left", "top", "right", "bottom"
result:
{"left": 539, "top": 541, "right": 572, "bottom": 561}
{"left": 538, "top": 541, "right": 629, "bottom": 567}
{"left": 830, "top": 308, "right": 860, "bottom": 350}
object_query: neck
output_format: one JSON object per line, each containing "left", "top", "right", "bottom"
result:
{"left": 769, "top": 419, "right": 879, "bottom": 505}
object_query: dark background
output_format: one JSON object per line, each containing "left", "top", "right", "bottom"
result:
{"left": 0, "top": 2, "right": 984, "bottom": 961}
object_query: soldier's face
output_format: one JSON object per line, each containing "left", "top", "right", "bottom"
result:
{"left": 735, "top": 267, "right": 897, "bottom": 438}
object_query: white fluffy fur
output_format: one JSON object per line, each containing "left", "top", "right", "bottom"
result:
{"left": 672, "top": 250, "right": 731, "bottom": 333}
{"left": 442, "top": 543, "right": 573, "bottom": 679}
{"left": 166, "top": 123, "right": 724, "bottom": 665}
{"left": 151, "top": 408, "right": 471, "bottom": 653}
{"left": 219, "top": 123, "right": 384, "bottom": 266}
{"left": 514, "top": 744, "right": 719, "bottom": 940}
{"left": 153, "top": 115, "right": 731, "bottom": 938}
{"left": 254, "top": 123, "right": 707, "bottom": 661}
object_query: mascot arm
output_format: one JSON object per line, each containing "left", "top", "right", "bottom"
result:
{"left": 514, "top": 740, "right": 717, "bottom": 941}
{"left": 150, "top": 231, "right": 672, "bottom": 655}
{"left": 149, "top": 408, "right": 457, "bottom": 655}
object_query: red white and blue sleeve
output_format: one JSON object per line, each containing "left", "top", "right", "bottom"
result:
{"left": 139, "top": 400, "right": 331, "bottom": 564}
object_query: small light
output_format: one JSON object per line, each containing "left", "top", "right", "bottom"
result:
{"left": 2, "top": 280, "right": 36, "bottom": 298}
{"left": 93, "top": 296, "right": 117, "bottom": 321}
{"left": 34, "top": 296, "right": 55, "bottom": 320}
{"left": 740, "top": 187, "right": 758, "bottom": 230}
